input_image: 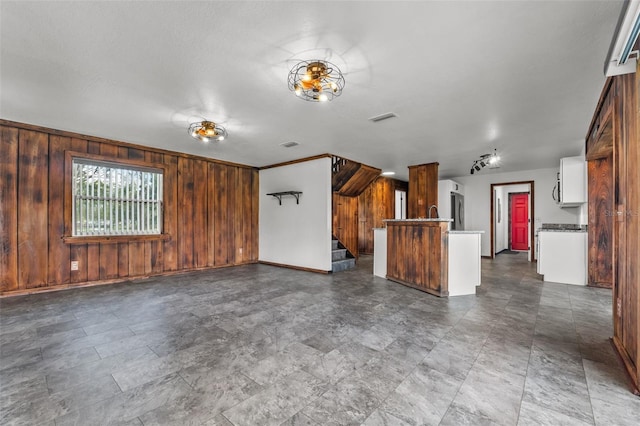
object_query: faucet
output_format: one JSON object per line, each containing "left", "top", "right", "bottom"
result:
{"left": 428, "top": 205, "right": 439, "bottom": 219}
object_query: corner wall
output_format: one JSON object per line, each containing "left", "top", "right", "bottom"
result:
{"left": 259, "top": 158, "right": 332, "bottom": 271}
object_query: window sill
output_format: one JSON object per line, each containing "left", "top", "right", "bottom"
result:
{"left": 63, "top": 234, "right": 171, "bottom": 245}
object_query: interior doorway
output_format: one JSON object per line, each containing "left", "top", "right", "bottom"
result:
{"left": 490, "top": 181, "right": 535, "bottom": 261}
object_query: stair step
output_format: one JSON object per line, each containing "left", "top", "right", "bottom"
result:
{"left": 332, "top": 248, "right": 347, "bottom": 261}
{"left": 332, "top": 240, "right": 339, "bottom": 250}
{"left": 332, "top": 258, "right": 356, "bottom": 273}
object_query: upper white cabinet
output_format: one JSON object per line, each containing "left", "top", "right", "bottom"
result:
{"left": 557, "top": 156, "right": 587, "bottom": 207}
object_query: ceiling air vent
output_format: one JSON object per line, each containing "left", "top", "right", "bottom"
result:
{"left": 280, "top": 141, "right": 299, "bottom": 148}
{"left": 368, "top": 112, "right": 397, "bottom": 123}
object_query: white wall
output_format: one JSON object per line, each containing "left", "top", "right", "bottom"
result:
{"left": 259, "top": 158, "right": 332, "bottom": 271}
{"left": 451, "top": 167, "right": 581, "bottom": 257}
{"left": 494, "top": 186, "right": 506, "bottom": 253}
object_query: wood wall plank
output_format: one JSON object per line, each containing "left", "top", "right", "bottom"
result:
{"left": 207, "top": 162, "right": 217, "bottom": 266}
{"left": 0, "top": 126, "right": 19, "bottom": 291}
{"left": 250, "top": 168, "right": 259, "bottom": 261}
{"left": 178, "top": 157, "right": 194, "bottom": 269}
{"left": 588, "top": 157, "right": 613, "bottom": 287}
{"left": 193, "top": 159, "right": 208, "bottom": 268}
{"left": 99, "top": 144, "right": 120, "bottom": 280}
{"left": 48, "top": 135, "right": 72, "bottom": 285}
{"left": 408, "top": 163, "right": 438, "bottom": 219}
{"left": 163, "top": 155, "right": 179, "bottom": 272}
{"left": 214, "top": 164, "right": 230, "bottom": 266}
{"left": 17, "top": 130, "right": 49, "bottom": 289}
{"left": 147, "top": 152, "right": 164, "bottom": 274}
{"left": 358, "top": 177, "right": 407, "bottom": 254}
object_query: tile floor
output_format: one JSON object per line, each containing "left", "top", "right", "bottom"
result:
{"left": 1, "top": 253, "right": 639, "bottom": 425}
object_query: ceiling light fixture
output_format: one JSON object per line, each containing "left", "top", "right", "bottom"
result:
{"left": 381, "top": 171, "right": 396, "bottom": 176}
{"left": 288, "top": 59, "right": 345, "bottom": 102}
{"left": 470, "top": 149, "right": 500, "bottom": 174}
{"left": 188, "top": 120, "right": 227, "bottom": 143}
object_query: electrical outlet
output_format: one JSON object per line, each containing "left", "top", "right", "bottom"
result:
{"left": 70, "top": 261, "right": 79, "bottom": 271}
{"left": 239, "top": 247, "right": 243, "bottom": 255}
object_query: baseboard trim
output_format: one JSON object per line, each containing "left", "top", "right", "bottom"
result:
{"left": 259, "top": 261, "right": 330, "bottom": 274}
{"left": 0, "top": 261, "right": 259, "bottom": 298}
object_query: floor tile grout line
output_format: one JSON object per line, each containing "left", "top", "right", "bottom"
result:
{"left": 569, "top": 287, "right": 599, "bottom": 425}
{"left": 515, "top": 283, "right": 543, "bottom": 426}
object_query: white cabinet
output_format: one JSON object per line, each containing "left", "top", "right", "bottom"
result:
{"left": 373, "top": 228, "right": 387, "bottom": 278}
{"left": 537, "top": 231, "right": 587, "bottom": 285}
{"left": 448, "top": 231, "right": 482, "bottom": 296}
{"left": 558, "top": 156, "right": 586, "bottom": 207}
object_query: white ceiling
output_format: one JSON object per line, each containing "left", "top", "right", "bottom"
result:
{"left": 1, "top": 1, "right": 624, "bottom": 180}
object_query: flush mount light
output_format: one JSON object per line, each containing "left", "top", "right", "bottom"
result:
{"left": 188, "top": 120, "right": 227, "bottom": 143}
{"left": 381, "top": 171, "right": 396, "bottom": 176}
{"left": 288, "top": 59, "right": 345, "bottom": 102}
{"left": 470, "top": 149, "right": 500, "bottom": 174}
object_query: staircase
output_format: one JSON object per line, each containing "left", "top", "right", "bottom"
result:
{"left": 332, "top": 156, "right": 381, "bottom": 197}
{"left": 332, "top": 238, "right": 356, "bottom": 273}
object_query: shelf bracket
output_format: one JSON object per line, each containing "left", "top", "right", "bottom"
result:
{"left": 267, "top": 191, "right": 302, "bottom": 205}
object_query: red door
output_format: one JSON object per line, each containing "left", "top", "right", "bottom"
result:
{"left": 510, "top": 193, "right": 529, "bottom": 251}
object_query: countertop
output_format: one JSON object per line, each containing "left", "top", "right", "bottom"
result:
{"left": 537, "top": 229, "right": 587, "bottom": 233}
{"left": 448, "top": 230, "right": 485, "bottom": 234}
{"left": 383, "top": 218, "right": 453, "bottom": 222}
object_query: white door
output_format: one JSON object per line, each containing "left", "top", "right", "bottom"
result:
{"left": 395, "top": 190, "right": 406, "bottom": 219}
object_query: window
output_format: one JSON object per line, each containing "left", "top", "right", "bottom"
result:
{"left": 72, "top": 158, "right": 163, "bottom": 236}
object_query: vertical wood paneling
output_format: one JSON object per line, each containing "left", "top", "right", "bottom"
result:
{"left": 17, "top": 130, "right": 49, "bottom": 289}
{"left": 0, "top": 127, "right": 19, "bottom": 292}
{"left": 207, "top": 162, "right": 217, "bottom": 266}
{"left": 233, "top": 167, "right": 243, "bottom": 264}
{"left": 127, "top": 148, "right": 146, "bottom": 275}
{"left": 98, "top": 144, "right": 120, "bottom": 280}
{"left": 241, "top": 168, "right": 253, "bottom": 263}
{"left": 193, "top": 159, "right": 208, "bottom": 268}
{"left": 69, "top": 138, "right": 88, "bottom": 284}
{"left": 0, "top": 120, "right": 259, "bottom": 295}
{"left": 214, "top": 164, "right": 230, "bottom": 266}
{"left": 332, "top": 193, "right": 358, "bottom": 258}
{"left": 408, "top": 163, "right": 438, "bottom": 219}
{"left": 147, "top": 152, "right": 164, "bottom": 274}
{"left": 251, "top": 169, "right": 259, "bottom": 261}
{"left": 618, "top": 73, "right": 637, "bottom": 371}
{"left": 163, "top": 155, "right": 179, "bottom": 272}
{"left": 358, "top": 177, "right": 407, "bottom": 254}
{"left": 386, "top": 221, "right": 448, "bottom": 296}
{"left": 48, "top": 135, "right": 72, "bottom": 285}
{"left": 178, "top": 157, "right": 194, "bottom": 269}
{"left": 588, "top": 157, "right": 613, "bottom": 287}
{"left": 587, "top": 72, "right": 640, "bottom": 392}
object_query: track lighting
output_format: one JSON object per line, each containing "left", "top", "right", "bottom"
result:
{"left": 470, "top": 149, "right": 500, "bottom": 174}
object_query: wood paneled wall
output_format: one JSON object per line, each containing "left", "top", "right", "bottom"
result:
{"left": 358, "top": 177, "right": 408, "bottom": 254}
{"left": 408, "top": 162, "right": 439, "bottom": 218}
{"left": 586, "top": 71, "right": 640, "bottom": 393}
{"left": 0, "top": 121, "right": 259, "bottom": 295}
{"left": 332, "top": 193, "right": 358, "bottom": 258}
{"left": 587, "top": 157, "right": 613, "bottom": 288}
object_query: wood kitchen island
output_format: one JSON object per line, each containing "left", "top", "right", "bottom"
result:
{"left": 383, "top": 219, "right": 482, "bottom": 297}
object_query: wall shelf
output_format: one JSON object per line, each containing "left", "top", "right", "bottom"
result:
{"left": 267, "top": 191, "right": 302, "bottom": 205}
